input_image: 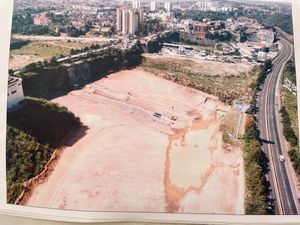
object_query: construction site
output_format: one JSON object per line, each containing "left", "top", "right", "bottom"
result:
{"left": 23, "top": 68, "right": 245, "bottom": 214}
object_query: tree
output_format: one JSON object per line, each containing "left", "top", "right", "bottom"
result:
{"left": 70, "top": 48, "right": 76, "bottom": 55}
{"left": 67, "top": 26, "right": 81, "bottom": 37}
{"left": 8, "top": 69, "right": 14, "bottom": 76}
{"left": 50, "top": 56, "right": 58, "bottom": 66}
{"left": 243, "top": 116, "right": 269, "bottom": 214}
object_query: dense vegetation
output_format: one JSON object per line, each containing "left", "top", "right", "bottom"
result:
{"left": 250, "top": 59, "right": 272, "bottom": 105}
{"left": 237, "top": 10, "right": 293, "bottom": 35}
{"left": 264, "top": 13, "right": 293, "bottom": 35}
{"left": 7, "top": 97, "right": 81, "bottom": 203}
{"left": 16, "top": 45, "right": 143, "bottom": 99}
{"left": 66, "top": 25, "right": 91, "bottom": 37}
{"left": 12, "top": 13, "right": 59, "bottom": 36}
{"left": 280, "top": 60, "right": 298, "bottom": 136}
{"left": 242, "top": 59, "right": 275, "bottom": 214}
{"left": 7, "top": 97, "right": 82, "bottom": 148}
{"left": 288, "top": 149, "right": 300, "bottom": 176}
{"left": 243, "top": 117, "right": 269, "bottom": 214}
{"left": 256, "top": 59, "right": 272, "bottom": 85}
{"left": 205, "top": 30, "right": 233, "bottom": 42}
{"left": 139, "top": 19, "right": 166, "bottom": 36}
{"left": 10, "top": 40, "right": 31, "bottom": 51}
{"left": 6, "top": 126, "right": 54, "bottom": 203}
{"left": 175, "top": 9, "right": 293, "bottom": 35}
{"left": 283, "top": 59, "right": 297, "bottom": 84}
{"left": 280, "top": 106, "right": 298, "bottom": 147}
{"left": 146, "top": 32, "right": 180, "bottom": 53}
{"left": 280, "top": 59, "right": 300, "bottom": 178}
{"left": 48, "top": 12, "right": 68, "bottom": 26}
{"left": 178, "top": 32, "right": 216, "bottom": 47}
{"left": 174, "top": 10, "right": 235, "bottom": 22}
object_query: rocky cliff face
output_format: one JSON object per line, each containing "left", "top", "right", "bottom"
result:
{"left": 67, "top": 61, "right": 92, "bottom": 87}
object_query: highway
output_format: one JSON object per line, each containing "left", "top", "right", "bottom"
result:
{"left": 256, "top": 38, "right": 299, "bottom": 214}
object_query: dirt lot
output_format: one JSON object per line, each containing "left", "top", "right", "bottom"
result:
{"left": 25, "top": 69, "right": 244, "bottom": 214}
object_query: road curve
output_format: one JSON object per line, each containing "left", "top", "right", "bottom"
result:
{"left": 257, "top": 38, "right": 299, "bottom": 215}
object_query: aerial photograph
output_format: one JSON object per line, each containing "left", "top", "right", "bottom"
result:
{"left": 5, "top": 0, "right": 299, "bottom": 215}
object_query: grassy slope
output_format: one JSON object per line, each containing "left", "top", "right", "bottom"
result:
{"left": 141, "top": 56, "right": 258, "bottom": 104}
{"left": 281, "top": 60, "right": 299, "bottom": 139}
{"left": 281, "top": 89, "right": 299, "bottom": 138}
{"left": 280, "top": 59, "right": 300, "bottom": 178}
{"left": 10, "top": 41, "right": 70, "bottom": 60}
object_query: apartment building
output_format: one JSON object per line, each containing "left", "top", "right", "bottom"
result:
{"left": 117, "top": 8, "right": 142, "bottom": 35}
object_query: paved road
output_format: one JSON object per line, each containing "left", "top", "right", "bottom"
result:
{"left": 257, "top": 38, "right": 299, "bottom": 214}
{"left": 12, "top": 34, "right": 114, "bottom": 43}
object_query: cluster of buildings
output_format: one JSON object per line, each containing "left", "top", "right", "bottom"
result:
{"left": 150, "top": 1, "right": 172, "bottom": 12}
{"left": 33, "top": 12, "right": 50, "bottom": 25}
{"left": 159, "top": 14, "right": 278, "bottom": 64}
{"left": 115, "top": 0, "right": 174, "bottom": 35}
{"left": 192, "top": 19, "right": 225, "bottom": 39}
{"left": 116, "top": 8, "right": 143, "bottom": 35}
{"left": 196, "top": 0, "right": 233, "bottom": 12}
{"left": 227, "top": 17, "right": 276, "bottom": 61}
{"left": 160, "top": 42, "right": 237, "bottom": 63}
{"left": 163, "top": 12, "right": 276, "bottom": 62}
{"left": 131, "top": 0, "right": 173, "bottom": 12}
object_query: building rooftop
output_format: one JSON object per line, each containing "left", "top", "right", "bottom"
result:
{"left": 8, "top": 76, "right": 22, "bottom": 86}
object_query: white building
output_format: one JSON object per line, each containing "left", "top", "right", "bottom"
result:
{"left": 149, "top": 11, "right": 174, "bottom": 22}
{"left": 196, "top": 0, "right": 229, "bottom": 12}
{"left": 138, "top": 8, "right": 144, "bottom": 25}
{"left": 116, "top": 8, "right": 123, "bottom": 31}
{"left": 164, "top": 2, "right": 172, "bottom": 12}
{"left": 118, "top": 8, "right": 141, "bottom": 35}
{"left": 122, "top": 9, "right": 130, "bottom": 34}
{"left": 150, "top": 1, "right": 158, "bottom": 11}
{"left": 257, "top": 51, "right": 267, "bottom": 62}
{"left": 7, "top": 76, "right": 24, "bottom": 110}
{"left": 128, "top": 9, "right": 139, "bottom": 34}
{"left": 132, "top": 0, "right": 141, "bottom": 9}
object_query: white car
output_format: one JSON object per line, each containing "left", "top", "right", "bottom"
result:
{"left": 279, "top": 155, "right": 285, "bottom": 162}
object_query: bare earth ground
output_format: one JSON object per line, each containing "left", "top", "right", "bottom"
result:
{"left": 25, "top": 69, "right": 244, "bottom": 214}
{"left": 143, "top": 53, "right": 253, "bottom": 76}
{"left": 9, "top": 55, "right": 41, "bottom": 70}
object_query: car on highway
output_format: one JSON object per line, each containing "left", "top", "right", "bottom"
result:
{"left": 268, "top": 199, "right": 275, "bottom": 210}
{"left": 279, "top": 155, "right": 285, "bottom": 162}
